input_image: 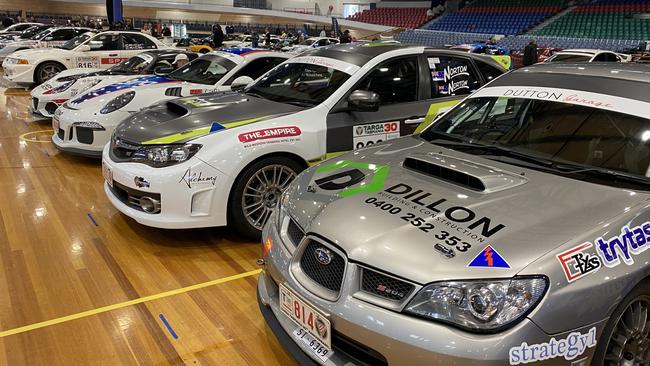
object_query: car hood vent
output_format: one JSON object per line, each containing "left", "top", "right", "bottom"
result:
{"left": 165, "top": 87, "right": 182, "bottom": 97}
{"left": 402, "top": 154, "right": 528, "bottom": 193}
{"left": 166, "top": 101, "right": 188, "bottom": 118}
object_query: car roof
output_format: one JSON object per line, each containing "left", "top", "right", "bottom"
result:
{"left": 556, "top": 49, "right": 611, "bottom": 55}
{"left": 490, "top": 63, "right": 650, "bottom": 102}
{"left": 143, "top": 49, "right": 195, "bottom": 58}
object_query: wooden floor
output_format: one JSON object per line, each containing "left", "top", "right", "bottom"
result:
{"left": 0, "top": 88, "right": 295, "bottom": 365}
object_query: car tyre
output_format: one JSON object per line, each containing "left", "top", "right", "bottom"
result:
{"left": 592, "top": 279, "right": 650, "bottom": 365}
{"left": 229, "top": 156, "right": 303, "bottom": 240}
{"left": 35, "top": 61, "right": 65, "bottom": 85}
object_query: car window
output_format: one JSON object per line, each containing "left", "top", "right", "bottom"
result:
{"left": 49, "top": 29, "right": 77, "bottom": 41}
{"left": 225, "top": 57, "right": 286, "bottom": 84}
{"left": 548, "top": 54, "right": 592, "bottom": 63}
{"left": 110, "top": 54, "right": 153, "bottom": 73}
{"left": 167, "top": 54, "right": 237, "bottom": 85}
{"left": 593, "top": 52, "right": 620, "bottom": 62}
{"left": 87, "top": 33, "right": 120, "bottom": 51}
{"left": 475, "top": 60, "right": 504, "bottom": 83}
{"left": 428, "top": 56, "right": 480, "bottom": 97}
{"left": 357, "top": 57, "right": 419, "bottom": 105}
{"left": 317, "top": 39, "right": 329, "bottom": 47}
{"left": 60, "top": 33, "right": 93, "bottom": 50}
{"left": 423, "top": 96, "right": 650, "bottom": 182}
{"left": 122, "top": 33, "right": 157, "bottom": 50}
{"left": 246, "top": 62, "right": 351, "bottom": 106}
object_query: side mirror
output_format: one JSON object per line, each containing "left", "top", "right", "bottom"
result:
{"left": 348, "top": 90, "right": 380, "bottom": 112}
{"left": 78, "top": 44, "right": 91, "bottom": 52}
{"left": 230, "top": 75, "right": 254, "bottom": 92}
{"left": 154, "top": 65, "right": 174, "bottom": 76}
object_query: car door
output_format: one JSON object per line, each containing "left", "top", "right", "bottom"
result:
{"left": 76, "top": 33, "right": 122, "bottom": 69}
{"left": 325, "top": 55, "right": 429, "bottom": 153}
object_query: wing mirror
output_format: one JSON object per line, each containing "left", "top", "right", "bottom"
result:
{"left": 348, "top": 90, "right": 380, "bottom": 112}
{"left": 230, "top": 75, "right": 254, "bottom": 92}
{"left": 77, "top": 44, "right": 91, "bottom": 52}
{"left": 154, "top": 65, "right": 174, "bottom": 76}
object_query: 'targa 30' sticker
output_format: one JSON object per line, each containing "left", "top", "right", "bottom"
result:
{"left": 509, "top": 327, "right": 597, "bottom": 365}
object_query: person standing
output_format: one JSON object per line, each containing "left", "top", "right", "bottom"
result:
{"left": 264, "top": 28, "right": 271, "bottom": 47}
{"left": 523, "top": 39, "right": 538, "bottom": 66}
{"left": 212, "top": 24, "right": 224, "bottom": 48}
{"left": 319, "top": 28, "right": 326, "bottom": 37}
{"left": 339, "top": 29, "right": 351, "bottom": 44}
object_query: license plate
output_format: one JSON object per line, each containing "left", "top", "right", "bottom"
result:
{"left": 52, "top": 116, "right": 59, "bottom": 131}
{"left": 102, "top": 161, "right": 113, "bottom": 187}
{"left": 280, "top": 283, "right": 331, "bottom": 349}
{"left": 292, "top": 326, "right": 334, "bottom": 363}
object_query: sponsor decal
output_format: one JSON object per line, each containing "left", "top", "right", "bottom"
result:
{"left": 76, "top": 56, "right": 99, "bottom": 68}
{"left": 509, "top": 327, "right": 597, "bottom": 365}
{"left": 182, "top": 97, "right": 213, "bottom": 108}
{"left": 179, "top": 167, "right": 217, "bottom": 189}
{"left": 504, "top": 89, "right": 564, "bottom": 100}
{"left": 100, "top": 57, "right": 129, "bottom": 65}
{"left": 238, "top": 126, "right": 301, "bottom": 143}
{"left": 134, "top": 176, "right": 150, "bottom": 188}
{"left": 434, "top": 243, "right": 456, "bottom": 258}
{"left": 315, "top": 318, "right": 328, "bottom": 339}
{"left": 313, "top": 160, "right": 389, "bottom": 197}
{"left": 209, "top": 122, "right": 225, "bottom": 133}
{"left": 557, "top": 242, "right": 601, "bottom": 282}
{"left": 467, "top": 245, "right": 510, "bottom": 268}
{"left": 353, "top": 121, "right": 400, "bottom": 150}
{"left": 71, "top": 75, "right": 178, "bottom": 104}
{"left": 189, "top": 89, "right": 203, "bottom": 95}
{"left": 595, "top": 222, "right": 650, "bottom": 268}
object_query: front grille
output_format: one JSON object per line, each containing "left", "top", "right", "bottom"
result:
{"left": 110, "top": 136, "right": 141, "bottom": 162}
{"left": 32, "top": 97, "right": 38, "bottom": 110}
{"left": 109, "top": 181, "right": 161, "bottom": 214}
{"left": 361, "top": 268, "right": 414, "bottom": 302}
{"left": 333, "top": 331, "right": 388, "bottom": 366}
{"left": 299, "top": 240, "right": 345, "bottom": 292}
{"left": 76, "top": 126, "right": 94, "bottom": 144}
{"left": 287, "top": 219, "right": 304, "bottom": 246}
{"left": 57, "top": 128, "right": 65, "bottom": 140}
{"left": 45, "top": 102, "right": 58, "bottom": 115}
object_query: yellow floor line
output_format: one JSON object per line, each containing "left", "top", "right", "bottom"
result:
{"left": 19, "top": 129, "right": 54, "bottom": 143}
{"left": 0, "top": 269, "right": 262, "bottom": 338}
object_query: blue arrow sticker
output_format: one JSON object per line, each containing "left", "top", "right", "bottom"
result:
{"left": 468, "top": 245, "right": 510, "bottom": 268}
{"left": 209, "top": 122, "right": 225, "bottom": 133}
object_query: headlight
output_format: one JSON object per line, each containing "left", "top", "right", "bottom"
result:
{"left": 73, "top": 121, "right": 105, "bottom": 130}
{"left": 275, "top": 190, "right": 290, "bottom": 233}
{"left": 404, "top": 276, "right": 548, "bottom": 332}
{"left": 100, "top": 91, "right": 135, "bottom": 114}
{"left": 130, "top": 144, "right": 201, "bottom": 167}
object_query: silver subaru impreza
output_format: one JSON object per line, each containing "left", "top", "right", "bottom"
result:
{"left": 257, "top": 63, "right": 650, "bottom": 365}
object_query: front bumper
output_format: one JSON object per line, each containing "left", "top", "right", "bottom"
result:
{"left": 52, "top": 107, "right": 128, "bottom": 156}
{"left": 102, "top": 145, "right": 228, "bottom": 229}
{"left": 258, "top": 220, "right": 602, "bottom": 365}
{"left": 2, "top": 63, "right": 35, "bottom": 84}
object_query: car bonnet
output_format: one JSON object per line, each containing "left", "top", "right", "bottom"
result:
{"left": 113, "top": 92, "right": 306, "bottom": 145}
{"left": 284, "top": 136, "right": 645, "bottom": 284}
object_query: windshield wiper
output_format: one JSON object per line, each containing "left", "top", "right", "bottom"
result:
{"left": 285, "top": 100, "right": 316, "bottom": 108}
{"left": 430, "top": 140, "right": 555, "bottom": 168}
{"left": 554, "top": 164, "right": 650, "bottom": 188}
{"left": 244, "top": 91, "right": 264, "bottom": 98}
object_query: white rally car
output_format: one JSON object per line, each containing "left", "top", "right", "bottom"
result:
{"left": 53, "top": 48, "right": 290, "bottom": 157}
{"left": 281, "top": 37, "right": 340, "bottom": 53}
{"left": 2, "top": 31, "right": 168, "bottom": 85}
{"left": 0, "top": 27, "right": 92, "bottom": 63}
{"left": 100, "top": 43, "right": 508, "bottom": 238}
{"left": 31, "top": 49, "right": 197, "bottom": 118}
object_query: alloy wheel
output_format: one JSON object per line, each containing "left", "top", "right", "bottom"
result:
{"left": 241, "top": 164, "right": 296, "bottom": 230}
{"left": 605, "top": 296, "right": 650, "bottom": 366}
{"left": 40, "top": 64, "right": 62, "bottom": 82}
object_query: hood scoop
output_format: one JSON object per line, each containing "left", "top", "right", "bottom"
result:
{"left": 402, "top": 154, "right": 528, "bottom": 193}
{"left": 165, "top": 101, "right": 188, "bottom": 118}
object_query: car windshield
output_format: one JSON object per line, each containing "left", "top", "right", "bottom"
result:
{"left": 547, "top": 54, "right": 592, "bottom": 63}
{"left": 59, "top": 33, "right": 92, "bottom": 50}
{"left": 245, "top": 62, "right": 352, "bottom": 107}
{"left": 30, "top": 29, "right": 52, "bottom": 40}
{"left": 421, "top": 96, "right": 650, "bottom": 188}
{"left": 109, "top": 54, "right": 153, "bottom": 73}
{"left": 22, "top": 26, "right": 48, "bottom": 39}
{"left": 167, "top": 54, "right": 236, "bottom": 85}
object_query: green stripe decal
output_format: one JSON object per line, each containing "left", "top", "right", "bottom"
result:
{"left": 414, "top": 100, "right": 461, "bottom": 134}
{"left": 141, "top": 115, "right": 273, "bottom": 145}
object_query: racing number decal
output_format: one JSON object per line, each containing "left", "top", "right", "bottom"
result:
{"left": 353, "top": 121, "right": 400, "bottom": 150}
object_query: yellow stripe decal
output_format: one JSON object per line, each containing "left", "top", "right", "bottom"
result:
{"left": 414, "top": 100, "right": 461, "bottom": 134}
{"left": 141, "top": 115, "right": 273, "bottom": 145}
{"left": 0, "top": 269, "right": 261, "bottom": 338}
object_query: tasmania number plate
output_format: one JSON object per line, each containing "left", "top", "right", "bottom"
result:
{"left": 280, "top": 283, "right": 332, "bottom": 353}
